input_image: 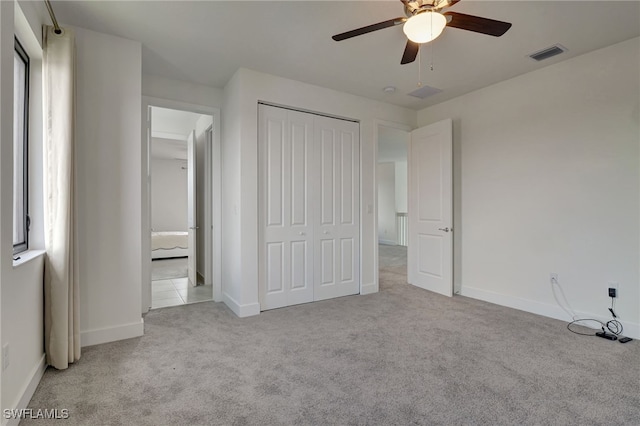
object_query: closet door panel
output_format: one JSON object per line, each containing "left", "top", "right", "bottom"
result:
{"left": 291, "top": 122, "right": 308, "bottom": 227}
{"left": 266, "top": 119, "right": 284, "bottom": 227}
{"left": 266, "top": 242, "right": 284, "bottom": 293}
{"left": 286, "top": 110, "right": 315, "bottom": 306}
{"left": 320, "top": 129, "right": 335, "bottom": 226}
{"left": 340, "top": 135, "right": 355, "bottom": 225}
{"left": 259, "top": 106, "right": 314, "bottom": 310}
{"left": 340, "top": 238, "right": 355, "bottom": 282}
{"left": 314, "top": 117, "right": 360, "bottom": 301}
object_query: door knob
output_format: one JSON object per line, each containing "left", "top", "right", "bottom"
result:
{"left": 323, "top": 230, "right": 329, "bottom": 234}
{"left": 438, "top": 227, "right": 450, "bottom": 232}
{"left": 299, "top": 232, "right": 306, "bottom": 236}
{"left": 189, "top": 226, "right": 199, "bottom": 230}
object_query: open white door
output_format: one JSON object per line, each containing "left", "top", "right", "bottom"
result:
{"left": 187, "top": 130, "right": 197, "bottom": 287}
{"left": 408, "top": 119, "right": 453, "bottom": 297}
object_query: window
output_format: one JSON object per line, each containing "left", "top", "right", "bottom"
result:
{"left": 13, "top": 37, "right": 29, "bottom": 254}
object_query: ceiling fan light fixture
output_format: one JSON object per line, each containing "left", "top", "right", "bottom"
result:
{"left": 403, "top": 11, "right": 447, "bottom": 44}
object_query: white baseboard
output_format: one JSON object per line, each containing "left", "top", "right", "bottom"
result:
{"left": 81, "top": 319, "right": 144, "bottom": 347}
{"left": 4, "top": 354, "right": 47, "bottom": 426}
{"left": 461, "top": 285, "right": 640, "bottom": 339}
{"left": 360, "top": 282, "right": 378, "bottom": 295}
{"left": 378, "top": 239, "right": 397, "bottom": 246}
{"left": 223, "top": 292, "right": 260, "bottom": 317}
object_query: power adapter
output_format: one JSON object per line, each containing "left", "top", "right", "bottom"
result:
{"left": 596, "top": 331, "right": 617, "bottom": 341}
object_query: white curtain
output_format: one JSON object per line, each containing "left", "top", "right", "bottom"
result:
{"left": 43, "top": 25, "right": 79, "bottom": 369}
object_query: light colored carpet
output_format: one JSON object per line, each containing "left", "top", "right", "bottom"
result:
{"left": 151, "top": 257, "right": 188, "bottom": 281}
{"left": 24, "top": 247, "right": 639, "bottom": 425}
{"left": 378, "top": 243, "right": 408, "bottom": 282}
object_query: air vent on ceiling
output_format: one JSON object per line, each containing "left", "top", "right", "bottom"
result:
{"left": 529, "top": 44, "right": 567, "bottom": 62}
{"left": 407, "top": 85, "right": 442, "bottom": 99}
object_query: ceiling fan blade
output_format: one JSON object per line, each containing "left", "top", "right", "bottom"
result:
{"left": 401, "top": 40, "right": 419, "bottom": 65}
{"left": 443, "top": 12, "right": 512, "bottom": 37}
{"left": 332, "top": 17, "right": 406, "bottom": 41}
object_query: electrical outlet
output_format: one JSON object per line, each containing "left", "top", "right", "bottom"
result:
{"left": 550, "top": 273, "right": 558, "bottom": 284}
{"left": 2, "top": 343, "right": 9, "bottom": 371}
{"left": 608, "top": 281, "right": 619, "bottom": 298}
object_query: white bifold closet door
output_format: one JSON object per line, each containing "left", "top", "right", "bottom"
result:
{"left": 259, "top": 104, "right": 360, "bottom": 310}
{"left": 313, "top": 115, "right": 360, "bottom": 302}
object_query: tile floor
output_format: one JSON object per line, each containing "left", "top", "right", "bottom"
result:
{"left": 151, "top": 258, "right": 213, "bottom": 309}
{"left": 151, "top": 278, "right": 214, "bottom": 309}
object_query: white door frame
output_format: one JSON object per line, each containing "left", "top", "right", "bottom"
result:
{"left": 372, "top": 119, "right": 413, "bottom": 292}
{"left": 141, "top": 97, "right": 222, "bottom": 313}
{"left": 187, "top": 130, "right": 197, "bottom": 287}
{"left": 204, "top": 125, "right": 218, "bottom": 294}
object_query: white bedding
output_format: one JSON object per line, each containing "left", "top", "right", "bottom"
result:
{"left": 152, "top": 231, "right": 188, "bottom": 251}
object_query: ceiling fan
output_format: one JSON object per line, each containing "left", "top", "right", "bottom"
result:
{"left": 332, "top": 0, "right": 512, "bottom": 65}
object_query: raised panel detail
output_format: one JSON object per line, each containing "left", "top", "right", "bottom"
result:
{"left": 291, "top": 122, "right": 307, "bottom": 226}
{"left": 417, "top": 234, "right": 443, "bottom": 278}
{"left": 266, "top": 242, "right": 284, "bottom": 293}
{"left": 340, "top": 238, "right": 354, "bottom": 282}
{"left": 340, "top": 133, "right": 354, "bottom": 225}
{"left": 291, "top": 241, "right": 307, "bottom": 290}
{"left": 266, "top": 119, "right": 284, "bottom": 227}
{"left": 320, "top": 239, "right": 334, "bottom": 285}
{"left": 417, "top": 135, "right": 442, "bottom": 222}
{"left": 321, "top": 129, "right": 334, "bottom": 225}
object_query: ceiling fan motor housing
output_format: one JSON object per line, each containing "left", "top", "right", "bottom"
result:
{"left": 402, "top": 0, "right": 450, "bottom": 17}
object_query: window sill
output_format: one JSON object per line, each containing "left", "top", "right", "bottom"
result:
{"left": 13, "top": 249, "right": 45, "bottom": 268}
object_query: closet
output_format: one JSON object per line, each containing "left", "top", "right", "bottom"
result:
{"left": 258, "top": 104, "right": 360, "bottom": 310}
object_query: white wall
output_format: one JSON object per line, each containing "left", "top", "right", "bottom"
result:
{"left": 143, "top": 75, "right": 223, "bottom": 108}
{"left": 417, "top": 37, "right": 640, "bottom": 337}
{"left": 151, "top": 158, "right": 187, "bottom": 231}
{"left": 377, "top": 159, "right": 407, "bottom": 245}
{"left": 222, "top": 68, "right": 415, "bottom": 316}
{"left": 394, "top": 161, "right": 408, "bottom": 214}
{"left": 377, "top": 125, "right": 408, "bottom": 242}
{"left": 377, "top": 162, "right": 397, "bottom": 245}
{"left": 221, "top": 71, "right": 244, "bottom": 308}
{"left": 0, "top": 2, "right": 47, "bottom": 423}
{"left": 74, "top": 26, "right": 144, "bottom": 345}
{"left": 0, "top": 1, "right": 8, "bottom": 413}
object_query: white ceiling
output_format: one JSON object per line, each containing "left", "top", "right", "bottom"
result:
{"left": 150, "top": 107, "right": 208, "bottom": 160}
{"left": 151, "top": 137, "right": 188, "bottom": 161}
{"left": 151, "top": 106, "right": 203, "bottom": 139}
{"left": 52, "top": 1, "right": 640, "bottom": 110}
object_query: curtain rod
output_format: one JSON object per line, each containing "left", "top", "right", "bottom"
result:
{"left": 44, "top": 0, "right": 62, "bottom": 34}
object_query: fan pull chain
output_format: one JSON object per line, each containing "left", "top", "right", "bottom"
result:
{"left": 417, "top": 46, "right": 422, "bottom": 87}
{"left": 430, "top": 40, "right": 435, "bottom": 71}
{"left": 429, "top": 12, "right": 434, "bottom": 73}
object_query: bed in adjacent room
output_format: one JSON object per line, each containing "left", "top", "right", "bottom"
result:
{"left": 152, "top": 231, "right": 188, "bottom": 259}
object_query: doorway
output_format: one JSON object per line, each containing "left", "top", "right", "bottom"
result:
{"left": 141, "top": 100, "right": 222, "bottom": 312}
{"left": 376, "top": 124, "right": 410, "bottom": 290}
